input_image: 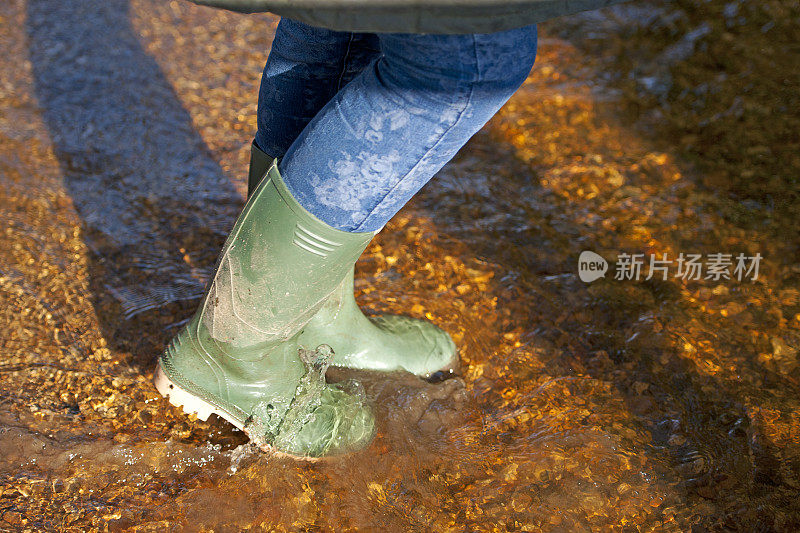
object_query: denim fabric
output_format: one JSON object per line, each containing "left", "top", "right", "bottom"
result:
{"left": 255, "top": 18, "right": 537, "bottom": 232}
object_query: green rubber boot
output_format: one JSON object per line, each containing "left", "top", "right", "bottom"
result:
{"left": 247, "top": 143, "right": 458, "bottom": 378}
{"left": 155, "top": 160, "right": 376, "bottom": 458}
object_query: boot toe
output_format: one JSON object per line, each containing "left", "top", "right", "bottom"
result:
{"left": 372, "top": 315, "right": 458, "bottom": 376}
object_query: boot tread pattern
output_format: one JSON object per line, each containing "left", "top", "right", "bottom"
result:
{"left": 154, "top": 362, "right": 324, "bottom": 462}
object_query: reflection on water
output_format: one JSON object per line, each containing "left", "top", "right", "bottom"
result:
{"left": 0, "top": 0, "right": 798, "bottom": 530}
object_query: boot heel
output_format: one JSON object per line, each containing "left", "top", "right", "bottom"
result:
{"left": 154, "top": 363, "right": 231, "bottom": 425}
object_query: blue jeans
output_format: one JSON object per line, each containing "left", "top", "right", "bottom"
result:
{"left": 255, "top": 19, "right": 538, "bottom": 232}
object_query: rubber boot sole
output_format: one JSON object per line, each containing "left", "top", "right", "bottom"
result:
{"left": 153, "top": 361, "right": 323, "bottom": 462}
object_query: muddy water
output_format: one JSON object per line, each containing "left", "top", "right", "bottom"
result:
{"left": 1, "top": 0, "right": 799, "bottom": 530}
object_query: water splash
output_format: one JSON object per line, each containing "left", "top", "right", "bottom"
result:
{"left": 245, "top": 345, "right": 373, "bottom": 457}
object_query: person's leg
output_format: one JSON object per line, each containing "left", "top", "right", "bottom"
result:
{"left": 156, "top": 25, "right": 539, "bottom": 456}
{"left": 254, "top": 18, "right": 380, "bottom": 160}
{"left": 251, "top": 19, "right": 458, "bottom": 378}
{"left": 278, "top": 25, "right": 538, "bottom": 233}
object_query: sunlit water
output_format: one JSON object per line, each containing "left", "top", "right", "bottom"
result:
{"left": 1, "top": 0, "right": 799, "bottom": 530}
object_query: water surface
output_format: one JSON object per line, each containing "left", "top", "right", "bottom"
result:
{"left": 1, "top": 0, "right": 799, "bottom": 530}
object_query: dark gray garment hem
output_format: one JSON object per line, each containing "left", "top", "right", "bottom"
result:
{"left": 189, "top": 0, "right": 628, "bottom": 34}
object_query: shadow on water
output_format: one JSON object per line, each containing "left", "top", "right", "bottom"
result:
{"left": 26, "top": 0, "right": 242, "bottom": 371}
{"left": 20, "top": 4, "right": 483, "bottom": 529}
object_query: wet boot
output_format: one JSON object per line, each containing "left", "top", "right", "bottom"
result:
{"left": 247, "top": 143, "right": 458, "bottom": 378}
{"left": 155, "top": 160, "right": 376, "bottom": 458}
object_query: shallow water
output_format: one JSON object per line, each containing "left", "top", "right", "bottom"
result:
{"left": 1, "top": 0, "right": 799, "bottom": 530}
